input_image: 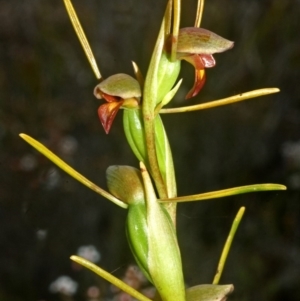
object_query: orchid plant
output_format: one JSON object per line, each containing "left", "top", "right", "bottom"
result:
{"left": 20, "top": 0, "right": 286, "bottom": 300}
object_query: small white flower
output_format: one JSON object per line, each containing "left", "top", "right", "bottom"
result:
{"left": 87, "top": 286, "right": 101, "bottom": 298}
{"left": 36, "top": 229, "right": 47, "bottom": 240}
{"left": 59, "top": 135, "right": 78, "bottom": 156}
{"left": 20, "top": 154, "right": 37, "bottom": 171}
{"left": 77, "top": 245, "right": 101, "bottom": 263}
{"left": 45, "top": 167, "right": 61, "bottom": 190}
{"left": 49, "top": 275, "right": 78, "bottom": 296}
{"left": 282, "top": 140, "right": 300, "bottom": 168}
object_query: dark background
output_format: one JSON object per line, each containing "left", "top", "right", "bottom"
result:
{"left": 0, "top": 0, "right": 299, "bottom": 300}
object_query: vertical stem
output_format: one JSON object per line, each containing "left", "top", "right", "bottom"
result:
{"left": 194, "top": 0, "right": 205, "bottom": 28}
{"left": 165, "top": 0, "right": 172, "bottom": 37}
{"left": 143, "top": 8, "right": 169, "bottom": 199}
{"left": 170, "top": 0, "right": 181, "bottom": 61}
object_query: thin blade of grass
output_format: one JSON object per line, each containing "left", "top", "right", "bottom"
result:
{"left": 212, "top": 207, "right": 245, "bottom": 284}
{"left": 63, "top": 0, "right": 101, "bottom": 79}
{"left": 71, "top": 256, "right": 152, "bottom": 301}
{"left": 19, "top": 134, "right": 127, "bottom": 208}
{"left": 159, "top": 183, "right": 286, "bottom": 203}
{"left": 160, "top": 88, "right": 280, "bottom": 114}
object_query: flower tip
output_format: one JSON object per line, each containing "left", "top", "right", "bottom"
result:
{"left": 185, "top": 69, "right": 206, "bottom": 99}
{"left": 98, "top": 102, "right": 123, "bottom": 134}
{"left": 94, "top": 85, "right": 102, "bottom": 99}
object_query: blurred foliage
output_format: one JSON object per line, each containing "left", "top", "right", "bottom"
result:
{"left": 0, "top": 0, "right": 299, "bottom": 300}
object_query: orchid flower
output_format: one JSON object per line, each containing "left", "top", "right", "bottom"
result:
{"left": 176, "top": 27, "right": 234, "bottom": 99}
{"left": 18, "top": 0, "right": 287, "bottom": 300}
{"left": 94, "top": 74, "right": 141, "bottom": 133}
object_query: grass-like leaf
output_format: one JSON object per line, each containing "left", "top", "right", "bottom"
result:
{"left": 70, "top": 256, "right": 152, "bottom": 301}
{"left": 63, "top": 0, "right": 101, "bottom": 79}
{"left": 160, "top": 88, "right": 280, "bottom": 113}
{"left": 160, "top": 183, "right": 286, "bottom": 203}
{"left": 213, "top": 207, "right": 245, "bottom": 284}
{"left": 19, "top": 134, "right": 127, "bottom": 209}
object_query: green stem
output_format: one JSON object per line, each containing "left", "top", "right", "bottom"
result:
{"left": 212, "top": 207, "right": 245, "bottom": 284}
{"left": 143, "top": 6, "right": 170, "bottom": 199}
{"left": 194, "top": 0, "right": 205, "bottom": 28}
{"left": 165, "top": 0, "right": 172, "bottom": 37}
{"left": 171, "top": 0, "right": 181, "bottom": 61}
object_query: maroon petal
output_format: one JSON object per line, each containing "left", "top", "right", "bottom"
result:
{"left": 182, "top": 53, "right": 215, "bottom": 69}
{"left": 97, "top": 101, "right": 124, "bottom": 134}
{"left": 94, "top": 88, "right": 120, "bottom": 103}
{"left": 182, "top": 54, "right": 205, "bottom": 69}
{"left": 186, "top": 69, "right": 206, "bottom": 99}
{"left": 199, "top": 54, "right": 216, "bottom": 68}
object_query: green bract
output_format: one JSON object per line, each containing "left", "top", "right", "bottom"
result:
{"left": 156, "top": 51, "right": 181, "bottom": 105}
{"left": 186, "top": 284, "right": 234, "bottom": 301}
{"left": 140, "top": 163, "right": 185, "bottom": 301}
{"left": 154, "top": 115, "right": 176, "bottom": 198}
{"left": 123, "top": 109, "right": 148, "bottom": 165}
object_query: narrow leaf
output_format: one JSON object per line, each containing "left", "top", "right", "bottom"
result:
{"left": 159, "top": 183, "right": 286, "bottom": 203}
{"left": 19, "top": 134, "right": 127, "bottom": 209}
{"left": 63, "top": 0, "right": 101, "bottom": 79}
{"left": 160, "top": 88, "right": 280, "bottom": 114}
{"left": 213, "top": 207, "right": 245, "bottom": 285}
{"left": 70, "top": 256, "right": 152, "bottom": 301}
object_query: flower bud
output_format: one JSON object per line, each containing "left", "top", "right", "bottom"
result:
{"left": 186, "top": 284, "right": 234, "bottom": 301}
{"left": 106, "top": 165, "right": 151, "bottom": 281}
{"left": 106, "top": 164, "right": 185, "bottom": 301}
